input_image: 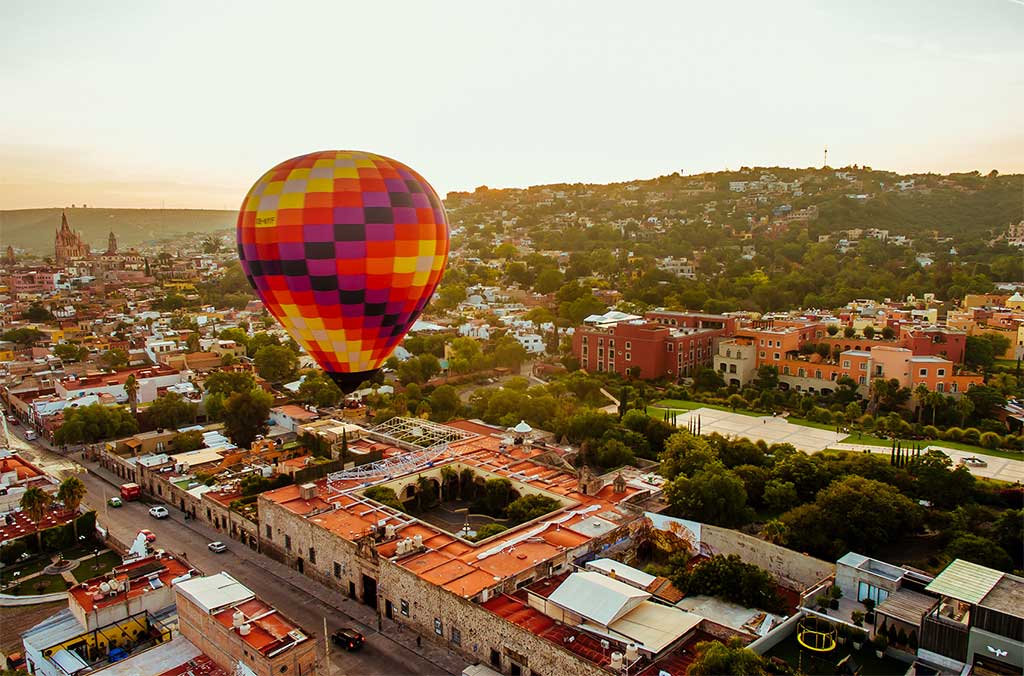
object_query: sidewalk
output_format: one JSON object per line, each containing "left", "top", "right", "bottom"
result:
{"left": 80, "top": 456, "right": 468, "bottom": 675}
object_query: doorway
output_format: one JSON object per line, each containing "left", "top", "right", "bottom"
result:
{"left": 296, "top": 558, "right": 304, "bottom": 574}
{"left": 385, "top": 599, "right": 393, "bottom": 620}
{"left": 362, "top": 574, "right": 378, "bottom": 609}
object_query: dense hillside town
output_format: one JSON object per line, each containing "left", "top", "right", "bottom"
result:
{"left": 2, "top": 169, "right": 1022, "bottom": 676}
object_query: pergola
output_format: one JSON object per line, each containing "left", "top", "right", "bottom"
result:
{"left": 325, "top": 417, "right": 476, "bottom": 492}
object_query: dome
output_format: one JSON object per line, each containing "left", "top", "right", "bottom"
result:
{"left": 513, "top": 420, "right": 532, "bottom": 434}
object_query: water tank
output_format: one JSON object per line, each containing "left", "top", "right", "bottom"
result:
{"left": 385, "top": 525, "right": 396, "bottom": 539}
{"left": 99, "top": 582, "right": 111, "bottom": 594}
{"left": 232, "top": 610, "right": 245, "bottom": 627}
{"left": 412, "top": 534, "right": 423, "bottom": 549}
{"left": 625, "top": 643, "right": 639, "bottom": 662}
{"left": 610, "top": 652, "right": 623, "bottom": 671}
{"left": 395, "top": 540, "right": 407, "bottom": 556}
{"left": 239, "top": 624, "right": 251, "bottom": 636}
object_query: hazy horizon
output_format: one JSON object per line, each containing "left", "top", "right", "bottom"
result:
{"left": 2, "top": 0, "right": 1022, "bottom": 210}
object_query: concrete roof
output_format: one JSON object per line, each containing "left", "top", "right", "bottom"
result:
{"left": 586, "top": 558, "right": 656, "bottom": 590}
{"left": 979, "top": 573, "right": 1024, "bottom": 619}
{"left": 926, "top": 559, "right": 1004, "bottom": 604}
{"left": 175, "top": 572, "right": 253, "bottom": 613}
{"left": 608, "top": 602, "right": 702, "bottom": 654}
{"left": 548, "top": 571, "right": 650, "bottom": 626}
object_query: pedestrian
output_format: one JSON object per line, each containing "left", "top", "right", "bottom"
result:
{"left": 416, "top": 636, "right": 421, "bottom": 648}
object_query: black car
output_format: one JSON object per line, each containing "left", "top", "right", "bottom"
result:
{"left": 331, "top": 628, "right": 365, "bottom": 651}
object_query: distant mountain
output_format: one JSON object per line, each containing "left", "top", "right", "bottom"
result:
{"left": 0, "top": 208, "right": 237, "bottom": 254}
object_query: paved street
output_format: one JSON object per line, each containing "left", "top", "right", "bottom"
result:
{"left": 4, "top": 427, "right": 467, "bottom": 675}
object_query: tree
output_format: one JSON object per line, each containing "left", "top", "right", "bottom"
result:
{"left": 693, "top": 367, "right": 726, "bottom": 391}
{"left": 124, "top": 374, "right": 139, "bottom": 416}
{"left": 686, "top": 638, "right": 769, "bottom": 676}
{"left": 471, "top": 523, "right": 508, "bottom": 541}
{"left": 172, "top": 430, "right": 205, "bottom": 452}
{"left": 881, "top": 326, "right": 896, "bottom": 340}
{"left": 910, "top": 450, "right": 974, "bottom": 508}
{"left": 826, "top": 325, "right": 839, "bottom": 336}
{"left": 488, "top": 335, "right": 529, "bottom": 371}
{"left": 254, "top": 345, "right": 298, "bottom": 383}
{"left": 782, "top": 476, "right": 920, "bottom": 558}
{"left": 54, "top": 404, "right": 138, "bottom": 445}
{"left": 54, "top": 343, "right": 89, "bottom": 362}
{"left": 147, "top": 392, "right": 197, "bottom": 429}
{"left": 863, "top": 326, "right": 875, "bottom": 339}
{"left": 427, "top": 385, "right": 462, "bottom": 421}
{"left": 1, "top": 327, "right": 44, "bottom": 345}
{"left": 534, "top": 268, "right": 564, "bottom": 294}
{"left": 665, "top": 463, "right": 751, "bottom": 527}
{"left": 943, "top": 534, "right": 1013, "bottom": 572}
{"left": 296, "top": 372, "right": 343, "bottom": 408}
{"left": 763, "top": 479, "right": 798, "bottom": 512}
{"left": 204, "top": 371, "right": 256, "bottom": 397}
{"left": 762, "top": 519, "right": 788, "bottom": 545}
{"left": 965, "top": 334, "right": 1011, "bottom": 371}
{"left": 56, "top": 476, "right": 86, "bottom": 514}
{"left": 966, "top": 385, "right": 1002, "bottom": 421}
{"left": 222, "top": 388, "right": 273, "bottom": 449}
{"left": 751, "top": 365, "right": 779, "bottom": 392}
{"left": 660, "top": 432, "right": 718, "bottom": 479}
{"left": 727, "top": 394, "right": 746, "bottom": 412}
{"left": 993, "top": 509, "right": 1023, "bottom": 565}
{"left": 23, "top": 302, "right": 53, "bottom": 321}
{"left": 505, "top": 494, "right": 562, "bottom": 525}
{"left": 20, "top": 486, "right": 51, "bottom": 550}
{"left": 843, "top": 326, "right": 856, "bottom": 338}
{"left": 100, "top": 349, "right": 128, "bottom": 369}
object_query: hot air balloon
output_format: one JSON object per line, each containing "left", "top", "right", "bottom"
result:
{"left": 237, "top": 150, "right": 450, "bottom": 392}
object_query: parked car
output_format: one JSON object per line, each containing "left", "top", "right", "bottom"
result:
{"left": 331, "top": 628, "right": 365, "bottom": 651}
{"left": 207, "top": 541, "right": 227, "bottom": 553}
{"left": 959, "top": 456, "right": 988, "bottom": 468}
{"left": 7, "top": 415, "right": 19, "bottom": 425}
{"left": 137, "top": 529, "right": 156, "bottom": 543}
{"left": 24, "top": 430, "right": 37, "bottom": 441}
{"left": 149, "top": 506, "right": 169, "bottom": 519}
{"left": 108, "top": 496, "right": 123, "bottom": 508}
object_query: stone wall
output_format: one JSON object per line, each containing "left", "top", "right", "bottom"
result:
{"left": 379, "top": 561, "right": 607, "bottom": 676}
{"left": 700, "top": 524, "right": 833, "bottom": 591}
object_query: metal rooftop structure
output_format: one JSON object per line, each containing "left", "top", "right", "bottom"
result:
{"left": 325, "top": 417, "right": 478, "bottom": 492}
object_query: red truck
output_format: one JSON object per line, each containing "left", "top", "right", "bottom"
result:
{"left": 119, "top": 483, "right": 141, "bottom": 501}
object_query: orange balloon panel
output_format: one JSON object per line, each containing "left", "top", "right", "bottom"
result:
{"left": 237, "top": 150, "right": 449, "bottom": 387}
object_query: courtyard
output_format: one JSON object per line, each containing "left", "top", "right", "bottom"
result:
{"left": 663, "top": 407, "right": 846, "bottom": 452}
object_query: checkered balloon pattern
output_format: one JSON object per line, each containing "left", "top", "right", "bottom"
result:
{"left": 237, "top": 150, "right": 450, "bottom": 378}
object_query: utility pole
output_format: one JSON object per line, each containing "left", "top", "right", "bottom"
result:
{"left": 823, "top": 146, "right": 828, "bottom": 168}
{"left": 323, "top": 616, "right": 332, "bottom": 676}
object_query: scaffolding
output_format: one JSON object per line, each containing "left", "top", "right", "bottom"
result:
{"left": 325, "top": 417, "right": 477, "bottom": 492}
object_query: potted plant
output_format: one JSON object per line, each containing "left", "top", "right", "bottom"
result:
{"left": 816, "top": 594, "right": 830, "bottom": 612}
{"left": 836, "top": 623, "right": 848, "bottom": 645}
{"left": 863, "top": 597, "right": 876, "bottom": 624}
{"left": 872, "top": 633, "right": 888, "bottom": 658}
{"left": 851, "top": 611, "right": 865, "bottom": 627}
{"left": 851, "top": 628, "right": 866, "bottom": 650}
{"left": 829, "top": 586, "right": 841, "bottom": 610}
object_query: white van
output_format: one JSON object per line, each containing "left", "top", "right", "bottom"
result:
{"left": 24, "top": 429, "right": 38, "bottom": 441}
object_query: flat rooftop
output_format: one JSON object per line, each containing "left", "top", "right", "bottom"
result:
{"left": 70, "top": 554, "right": 193, "bottom": 614}
{"left": 261, "top": 421, "right": 647, "bottom": 598}
{"left": 979, "top": 573, "right": 1024, "bottom": 619}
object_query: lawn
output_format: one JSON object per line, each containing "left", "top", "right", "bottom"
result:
{"left": 650, "top": 399, "right": 763, "bottom": 417}
{"left": 71, "top": 550, "right": 122, "bottom": 582}
{"left": 0, "top": 554, "right": 51, "bottom": 585}
{"left": 842, "top": 431, "right": 1022, "bottom": 461}
{"left": 5, "top": 573, "right": 70, "bottom": 596}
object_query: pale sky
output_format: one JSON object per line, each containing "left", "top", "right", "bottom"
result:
{"left": 1, "top": 0, "right": 1022, "bottom": 209}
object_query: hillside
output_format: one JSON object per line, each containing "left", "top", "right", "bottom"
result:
{"left": 0, "top": 208, "right": 236, "bottom": 253}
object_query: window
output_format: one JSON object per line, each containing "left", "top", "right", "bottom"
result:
{"left": 937, "top": 368, "right": 946, "bottom": 376}
{"left": 937, "top": 383, "right": 945, "bottom": 392}
{"left": 625, "top": 341, "right": 631, "bottom": 350}
{"left": 490, "top": 649, "right": 501, "bottom": 668}
{"left": 598, "top": 338, "right": 603, "bottom": 345}
{"left": 666, "top": 343, "right": 673, "bottom": 352}
{"left": 815, "top": 370, "right": 822, "bottom": 379}
{"left": 265, "top": 525, "right": 272, "bottom": 539}
{"left": 434, "top": 618, "right": 443, "bottom": 636}
{"left": 729, "top": 364, "right": 737, "bottom": 374}
{"left": 609, "top": 340, "right": 615, "bottom": 349}
{"left": 783, "top": 366, "right": 790, "bottom": 375}
{"left": 774, "top": 353, "right": 780, "bottom": 360}
{"left": 284, "top": 535, "right": 291, "bottom": 551}
{"left": 760, "top": 351, "right": 765, "bottom": 358}
{"left": 334, "top": 562, "right": 342, "bottom": 578}
{"left": 726, "top": 349, "right": 732, "bottom": 358}
{"left": 859, "top": 363, "right": 866, "bottom": 371}
{"left": 400, "top": 599, "right": 409, "bottom": 617}
{"left": 308, "top": 547, "right": 316, "bottom": 564}
{"left": 843, "top": 360, "right": 850, "bottom": 368}
{"left": 798, "top": 368, "right": 805, "bottom": 377}
{"left": 919, "top": 368, "right": 927, "bottom": 376}
{"left": 951, "top": 383, "right": 958, "bottom": 393}
{"left": 625, "top": 353, "right": 631, "bottom": 361}
{"left": 859, "top": 376, "right": 866, "bottom": 385}
{"left": 451, "top": 627, "right": 461, "bottom": 646}
{"left": 719, "top": 363, "right": 727, "bottom": 373}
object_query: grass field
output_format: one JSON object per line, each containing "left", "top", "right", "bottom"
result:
{"left": 843, "top": 431, "right": 1022, "bottom": 461}
{"left": 649, "top": 399, "right": 762, "bottom": 417}
{"left": 5, "top": 573, "right": 69, "bottom": 596}
{"left": 71, "top": 550, "right": 122, "bottom": 582}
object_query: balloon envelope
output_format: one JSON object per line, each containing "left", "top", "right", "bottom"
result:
{"left": 237, "top": 150, "right": 450, "bottom": 391}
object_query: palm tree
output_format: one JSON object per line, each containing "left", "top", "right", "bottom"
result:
{"left": 762, "top": 519, "right": 788, "bottom": 545}
{"left": 124, "top": 374, "right": 139, "bottom": 416}
{"left": 20, "top": 486, "right": 52, "bottom": 550}
{"left": 955, "top": 396, "right": 975, "bottom": 427}
{"left": 57, "top": 476, "right": 87, "bottom": 537}
{"left": 913, "top": 384, "right": 929, "bottom": 424}
{"left": 926, "top": 390, "right": 945, "bottom": 426}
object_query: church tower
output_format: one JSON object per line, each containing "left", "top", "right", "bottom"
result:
{"left": 54, "top": 211, "right": 89, "bottom": 265}
{"left": 107, "top": 231, "right": 118, "bottom": 255}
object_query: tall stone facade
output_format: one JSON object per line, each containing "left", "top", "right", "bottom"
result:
{"left": 54, "top": 211, "right": 89, "bottom": 264}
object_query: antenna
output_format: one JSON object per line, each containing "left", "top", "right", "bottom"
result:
{"left": 823, "top": 146, "right": 828, "bottom": 169}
